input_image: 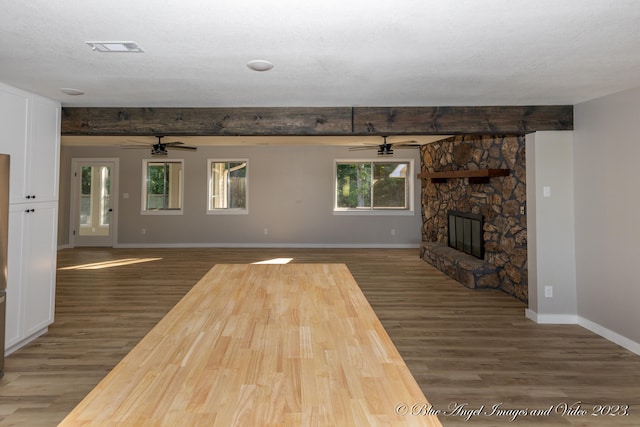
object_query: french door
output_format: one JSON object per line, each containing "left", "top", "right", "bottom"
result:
{"left": 70, "top": 159, "right": 119, "bottom": 247}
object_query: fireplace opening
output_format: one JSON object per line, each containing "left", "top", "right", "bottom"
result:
{"left": 448, "top": 211, "right": 484, "bottom": 259}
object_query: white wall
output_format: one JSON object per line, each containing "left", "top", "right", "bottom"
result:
{"left": 59, "top": 143, "right": 422, "bottom": 248}
{"left": 573, "top": 87, "right": 640, "bottom": 350}
{"left": 526, "top": 131, "right": 577, "bottom": 321}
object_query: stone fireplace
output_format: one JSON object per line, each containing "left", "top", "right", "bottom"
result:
{"left": 420, "top": 135, "right": 528, "bottom": 302}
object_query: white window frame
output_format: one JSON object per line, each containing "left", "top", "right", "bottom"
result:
{"left": 141, "top": 159, "right": 184, "bottom": 215}
{"left": 333, "top": 158, "right": 415, "bottom": 216}
{"left": 207, "top": 159, "right": 249, "bottom": 215}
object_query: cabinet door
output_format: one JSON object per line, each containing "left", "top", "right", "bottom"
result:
{"left": 5, "top": 206, "right": 27, "bottom": 349}
{"left": 27, "top": 98, "right": 61, "bottom": 202}
{"left": 0, "top": 85, "right": 29, "bottom": 204}
{"left": 22, "top": 203, "right": 58, "bottom": 337}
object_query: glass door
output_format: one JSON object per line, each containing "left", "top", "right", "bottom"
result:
{"left": 71, "top": 159, "right": 118, "bottom": 247}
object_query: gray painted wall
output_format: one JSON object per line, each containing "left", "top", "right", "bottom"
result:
{"left": 526, "top": 131, "right": 577, "bottom": 318}
{"left": 58, "top": 143, "right": 422, "bottom": 247}
{"left": 574, "top": 87, "right": 640, "bottom": 345}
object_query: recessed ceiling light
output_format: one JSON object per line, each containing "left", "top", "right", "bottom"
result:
{"left": 86, "top": 41, "right": 144, "bottom": 53}
{"left": 60, "top": 88, "right": 85, "bottom": 96}
{"left": 247, "top": 59, "right": 274, "bottom": 72}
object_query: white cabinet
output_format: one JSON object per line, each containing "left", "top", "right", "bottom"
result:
{"left": 5, "top": 203, "right": 58, "bottom": 351}
{"left": 4, "top": 208, "right": 25, "bottom": 348}
{"left": 0, "top": 82, "right": 60, "bottom": 355}
{"left": 0, "top": 83, "right": 61, "bottom": 204}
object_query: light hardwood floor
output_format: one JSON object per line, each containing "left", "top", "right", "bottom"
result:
{"left": 1, "top": 248, "right": 639, "bottom": 426}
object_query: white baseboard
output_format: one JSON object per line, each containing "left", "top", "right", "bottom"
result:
{"left": 113, "top": 242, "right": 421, "bottom": 249}
{"left": 525, "top": 309, "right": 640, "bottom": 356}
{"left": 577, "top": 316, "right": 640, "bottom": 356}
{"left": 524, "top": 309, "right": 577, "bottom": 324}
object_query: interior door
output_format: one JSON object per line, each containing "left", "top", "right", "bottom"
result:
{"left": 71, "top": 159, "right": 118, "bottom": 247}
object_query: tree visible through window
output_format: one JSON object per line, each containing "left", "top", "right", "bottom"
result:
{"left": 143, "top": 161, "right": 183, "bottom": 211}
{"left": 335, "top": 161, "right": 410, "bottom": 210}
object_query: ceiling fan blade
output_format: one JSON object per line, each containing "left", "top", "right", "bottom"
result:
{"left": 391, "top": 144, "right": 421, "bottom": 149}
{"left": 389, "top": 139, "right": 420, "bottom": 146}
{"left": 116, "top": 138, "right": 150, "bottom": 148}
{"left": 348, "top": 146, "right": 377, "bottom": 151}
{"left": 168, "top": 145, "right": 197, "bottom": 150}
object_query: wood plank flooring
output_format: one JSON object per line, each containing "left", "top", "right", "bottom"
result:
{"left": 1, "top": 248, "right": 639, "bottom": 426}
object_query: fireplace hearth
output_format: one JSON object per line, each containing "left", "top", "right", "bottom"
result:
{"left": 448, "top": 211, "right": 484, "bottom": 259}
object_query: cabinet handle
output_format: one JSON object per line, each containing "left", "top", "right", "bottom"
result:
{"left": 25, "top": 195, "right": 36, "bottom": 199}
{"left": 24, "top": 209, "right": 35, "bottom": 213}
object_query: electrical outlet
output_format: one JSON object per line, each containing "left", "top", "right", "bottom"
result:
{"left": 264, "top": 228, "right": 269, "bottom": 235}
{"left": 545, "top": 286, "right": 553, "bottom": 298}
{"left": 390, "top": 229, "right": 396, "bottom": 236}
{"left": 141, "top": 228, "right": 146, "bottom": 235}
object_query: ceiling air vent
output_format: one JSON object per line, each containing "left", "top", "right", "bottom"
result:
{"left": 86, "top": 41, "right": 144, "bottom": 53}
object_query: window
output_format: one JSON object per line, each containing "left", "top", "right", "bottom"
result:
{"left": 208, "top": 160, "right": 248, "bottom": 214}
{"left": 142, "top": 160, "right": 184, "bottom": 214}
{"left": 80, "top": 165, "right": 111, "bottom": 233}
{"left": 334, "top": 160, "right": 413, "bottom": 213}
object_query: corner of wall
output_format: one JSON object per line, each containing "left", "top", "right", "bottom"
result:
{"left": 526, "top": 131, "right": 577, "bottom": 318}
{"left": 525, "top": 133, "right": 538, "bottom": 313}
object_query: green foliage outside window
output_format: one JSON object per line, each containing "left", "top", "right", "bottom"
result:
{"left": 336, "top": 161, "right": 408, "bottom": 210}
{"left": 336, "top": 163, "right": 371, "bottom": 208}
{"left": 146, "top": 161, "right": 182, "bottom": 210}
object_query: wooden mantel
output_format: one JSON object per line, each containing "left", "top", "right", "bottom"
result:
{"left": 418, "top": 168, "right": 510, "bottom": 184}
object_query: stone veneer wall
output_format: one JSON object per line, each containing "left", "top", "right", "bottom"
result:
{"left": 421, "top": 135, "right": 528, "bottom": 302}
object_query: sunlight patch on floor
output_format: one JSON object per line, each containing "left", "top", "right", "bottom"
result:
{"left": 251, "top": 258, "right": 294, "bottom": 265}
{"left": 58, "top": 258, "right": 163, "bottom": 270}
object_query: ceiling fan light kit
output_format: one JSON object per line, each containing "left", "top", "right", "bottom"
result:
{"left": 151, "top": 145, "right": 169, "bottom": 156}
{"left": 378, "top": 145, "right": 393, "bottom": 156}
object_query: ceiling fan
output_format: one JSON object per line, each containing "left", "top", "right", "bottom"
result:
{"left": 349, "top": 136, "right": 420, "bottom": 156}
{"left": 123, "top": 136, "right": 197, "bottom": 155}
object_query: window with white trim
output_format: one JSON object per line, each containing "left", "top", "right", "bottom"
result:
{"left": 142, "top": 160, "right": 184, "bottom": 214}
{"left": 334, "top": 160, "right": 413, "bottom": 213}
{"left": 207, "top": 160, "right": 248, "bottom": 214}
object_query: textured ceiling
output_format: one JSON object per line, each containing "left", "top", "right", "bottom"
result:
{"left": 2, "top": 0, "right": 639, "bottom": 109}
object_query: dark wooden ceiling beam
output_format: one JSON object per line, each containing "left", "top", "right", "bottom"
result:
{"left": 60, "top": 107, "right": 353, "bottom": 136}
{"left": 61, "top": 105, "right": 573, "bottom": 136}
{"left": 353, "top": 105, "right": 573, "bottom": 134}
